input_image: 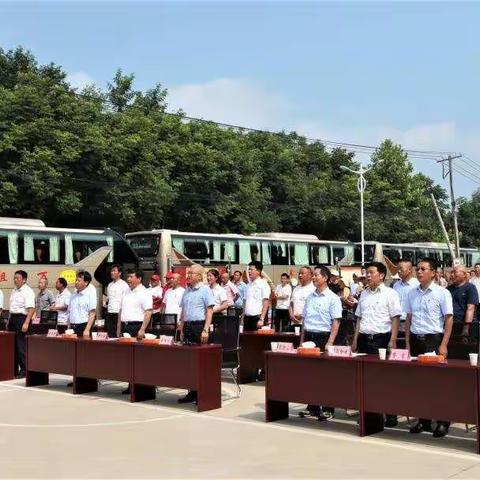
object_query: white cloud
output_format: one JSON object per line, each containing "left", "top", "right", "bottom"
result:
{"left": 167, "top": 78, "right": 294, "bottom": 131}
{"left": 67, "top": 71, "right": 96, "bottom": 91}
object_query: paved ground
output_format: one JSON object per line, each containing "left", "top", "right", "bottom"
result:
{"left": 1, "top": 375, "right": 479, "bottom": 479}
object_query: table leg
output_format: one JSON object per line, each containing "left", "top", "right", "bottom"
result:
{"left": 266, "top": 400, "right": 289, "bottom": 422}
{"left": 360, "top": 412, "right": 385, "bottom": 436}
{"left": 74, "top": 376, "right": 98, "bottom": 394}
{"left": 26, "top": 371, "right": 49, "bottom": 387}
{"left": 131, "top": 384, "right": 156, "bottom": 403}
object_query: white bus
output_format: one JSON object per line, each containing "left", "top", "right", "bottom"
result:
{"left": 126, "top": 229, "right": 355, "bottom": 284}
{"left": 0, "top": 217, "right": 138, "bottom": 312}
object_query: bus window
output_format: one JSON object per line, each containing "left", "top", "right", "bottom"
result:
{"left": 332, "top": 246, "right": 345, "bottom": 265}
{"left": 401, "top": 249, "right": 415, "bottom": 263}
{"left": 291, "top": 243, "right": 309, "bottom": 266}
{"left": 261, "top": 242, "right": 271, "bottom": 265}
{"left": 20, "top": 232, "right": 61, "bottom": 264}
{"left": 310, "top": 245, "right": 330, "bottom": 265}
{"left": 183, "top": 238, "right": 209, "bottom": 263}
{"left": 384, "top": 248, "right": 401, "bottom": 263}
{"left": 0, "top": 231, "right": 17, "bottom": 264}
{"left": 466, "top": 253, "right": 473, "bottom": 268}
{"left": 250, "top": 242, "right": 261, "bottom": 262}
{"left": 129, "top": 235, "right": 159, "bottom": 257}
{"left": 65, "top": 234, "right": 112, "bottom": 264}
{"left": 443, "top": 252, "right": 452, "bottom": 267}
{"left": 271, "top": 242, "right": 288, "bottom": 265}
{"left": 212, "top": 240, "right": 237, "bottom": 263}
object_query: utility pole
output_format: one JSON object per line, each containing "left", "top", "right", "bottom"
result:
{"left": 437, "top": 155, "right": 462, "bottom": 261}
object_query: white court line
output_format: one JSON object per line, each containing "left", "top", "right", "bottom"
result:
{"left": 4, "top": 382, "right": 480, "bottom": 462}
{"left": 0, "top": 414, "right": 184, "bottom": 428}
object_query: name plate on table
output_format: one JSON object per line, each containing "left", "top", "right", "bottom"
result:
{"left": 276, "top": 342, "right": 294, "bottom": 352}
{"left": 389, "top": 349, "right": 411, "bottom": 362}
{"left": 47, "top": 329, "right": 59, "bottom": 337}
{"left": 94, "top": 332, "right": 109, "bottom": 341}
{"left": 329, "top": 346, "right": 352, "bottom": 357}
{"left": 159, "top": 335, "right": 174, "bottom": 345}
{"left": 32, "top": 316, "right": 41, "bottom": 325}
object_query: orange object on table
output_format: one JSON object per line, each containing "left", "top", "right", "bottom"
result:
{"left": 61, "top": 334, "right": 77, "bottom": 340}
{"left": 417, "top": 354, "right": 445, "bottom": 364}
{"left": 117, "top": 337, "right": 137, "bottom": 343}
{"left": 297, "top": 347, "right": 321, "bottom": 356}
{"left": 257, "top": 329, "right": 275, "bottom": 335}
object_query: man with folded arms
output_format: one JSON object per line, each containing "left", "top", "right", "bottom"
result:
{"left": 177, "top": 264, "right": 215, "bottom": 403}
{"left": 352, "top": 261, "right": 402, "bottom": 428}
{"left": 406, "top": 257, "right": 453, "bottom": 438}
{"left": 299, "top": 265, "right": 342, "bottom": 421}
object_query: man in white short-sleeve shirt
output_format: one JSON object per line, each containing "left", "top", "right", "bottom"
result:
{"left": 290, "top": 266, "right": 316, "bottom": 326}
{"left": 118, "top": 269, "right": 153, "bottom": 340}
{"left": 68, "top": 271, "right": 96, "bottom": 337}
{"left": 274, "top": 273, "right": 293, "bottom": 331}
{"left": 8, "top": 270, "right": 35, "bottom": 377}
{"left": 161, "top": 273, "right": 185, "bottom": 317}
{"left": 50, "top": 277, "right": 72, "bottom": 325}
{"left": 106, "top": 264, "right": 130, "bottom": 337}
{"left": 243, "top": 261, "right": 270, "bottom": 331}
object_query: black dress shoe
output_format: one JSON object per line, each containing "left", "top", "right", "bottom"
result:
{"left": 409, "top": 422, "right": 432, "bottom": 434}
{"left": 15, "top": 371, "right": 25, "bottom": 379}
{"left": 433, "top": 423, "right": 449, "bottom": 438}
{"left": 178, "top": 391, "right": 197, "bottom": 403}
{"left": 67, "top": 382, "right": 73, "bottom": 387}
{"left": 122, "top": 387, "right": 130, "bottom": 395}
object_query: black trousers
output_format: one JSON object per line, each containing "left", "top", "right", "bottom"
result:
{"left": 304, "top": 331, "right": 333, "bottom": 415}
{"left": 244, "top": 315, "right": 261, "bottom": 332}
{"left": 105, "top": 313, "right": 119, "bottom": 338}
{"left": 357, "top": 332, "right": 396, "bottom": 425}
{"left": 410, "top": 333, "right": 450, "bottom": 429}
{"left": 121, "top": 321, "right": 143, "bottom": 337}
{"left": 274, "top": 309, "right": 290, "bottom": 332}
{"left": 71, "top": 323, "right": 88, "bottom": 337}
{"left": 183, "top": 321, "right": 203, "bottom": 398}
{"left": 8, "top": 314, "right": 27, "bottom": 374}
{"left": 357, "top": 332, "right": 390, "bottom": 354}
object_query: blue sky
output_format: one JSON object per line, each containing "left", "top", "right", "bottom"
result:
{"left": 1, "top": 1, "right": 480, "bottom": 195}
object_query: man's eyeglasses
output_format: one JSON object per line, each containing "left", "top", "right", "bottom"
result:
{"left": 417, "top": 267, "right": 432, "bottom": 271}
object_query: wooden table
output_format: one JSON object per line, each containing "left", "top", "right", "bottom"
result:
{"left": 25, "top": 336, "right": 223, "bottom": 412}
{"left": 265, "top": 352, "right": 363, "bottom": 433}
{"left": 26, "top": 336, "right": 76, "bottom": 386}
{"left": 0, "top": 332, "right": 15, "bottom": 381}
{"left": 133, "top": 343, "right": 222, "bottom": 411}
{"left": 361, "top": 355, "right": 480, "bottom": 452}
{"left": 239, "top": 332, "right": 301, "bottom": 384}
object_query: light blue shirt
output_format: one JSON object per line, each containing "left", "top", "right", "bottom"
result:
{"left": 406, "top": 282, "right": 453, "bottom": 334}
{"left": 234, "top": 281, "right": 247, "bottom": 308}
{"left": 393, "top": 277, "right": 419, "bottom": 320}
{"left": 67, "top": 288, "right": 96, "bottom": 325}
{"left": 302, "top": 287, "right": 343, "bottom": 333}
{"left": 180, "top": 283, "right": 215, "bottom": 322}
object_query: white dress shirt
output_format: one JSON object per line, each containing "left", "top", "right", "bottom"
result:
{"left": 470, "top": 276, "right": 480, "bottom": 301}
{"left": 163, "top": 286, "right": 185, "bottom": 316}
{"left": 54, "top": 289, "right": 72, "bottom": 325}
{"left": 120, "top": 285, "right": 153, "bottom": 323}
{"left": 68, "top": 288, "right": 96, "bottom": 325}
{"left": 392, "top": 277, "right": 420, "bottom": 320}
{"left": 211, "top": 284, "right": 228, "bottom": 306}
{"left": 291, "top": 282, "right": 316, "bottom": 316}
{"left": 148, "top": 285, "right": 163, "bottom": 314}
{"left": 0, "top": 289, "right": 3, "bottom": 310}
{"left": 356, "top": 283, "right": 402, "bottom": 334}
{"left": 9, "top": 284, "right": 35, "bottom": 315}
{"left": 245, "top": 278, "right": 270, "bottom": 316}
{"left": 406, "top": 282, "right": 453, "bottom": 334}
{"left": 107, "top": 279, "right": 130, "bottom": 313}
{"left": 275, "top": 283, "right": 292, "bottom": 310}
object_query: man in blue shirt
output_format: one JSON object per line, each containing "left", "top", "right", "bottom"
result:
{"left": 232, "top": 270, "right": 247, "bottom": 311}
{"left": 177, "top": 264, "right": 215, "bottom": 403}
{"left": 447, "top": 265, "right": 478, "bottom": 339}
{"left": 299, "top": 265, "right": 342, "bottom": 421}
{"left": 406, "top": 257, "right": 453, "bottom": 438}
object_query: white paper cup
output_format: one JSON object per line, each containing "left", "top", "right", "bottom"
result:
{"left": 91, "top": 332, "right": 98, "bottom": 339}
{"left": 294, "top": 326, "right": 300, "bottom": 335}
{"left": 469, "top": 353, "right": 478, "bottom": 366}
{"left": 327, "top": 345, "right": 334, "bottom": 355}
{"left": 239, "top": 325, "right": 244, "bottom": 333}
{"left": 378, "top": 348, "right": 387, "bottom": 360}
{"left": 271, "top": 342, "right": 278, "bottom": 351}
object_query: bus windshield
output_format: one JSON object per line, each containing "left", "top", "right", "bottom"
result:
{"left": 128, "top": 235, "right": 159, "bottom": 257}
